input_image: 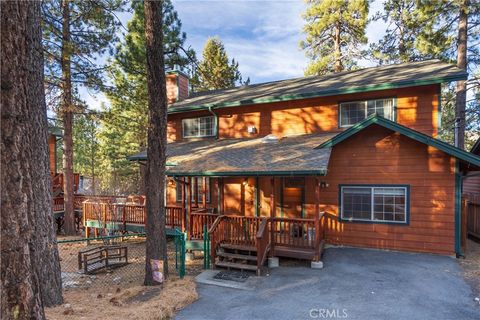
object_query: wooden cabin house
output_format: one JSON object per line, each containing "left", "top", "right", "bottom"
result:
{"left": 124, "top": 61, "right": 480, "bottom": 273}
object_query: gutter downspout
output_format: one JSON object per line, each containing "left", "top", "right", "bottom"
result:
{"left": 208, "top": 106, "right": 219, "bottom": 139}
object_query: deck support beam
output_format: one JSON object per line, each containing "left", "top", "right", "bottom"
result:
{"left": 194, "top": 177, "right": 198, "bottom": 209}
{"left": 202, "top": 177, "right": 207, "bottom": 209}
{"left": 181, "top": 177, "right": 186, "bottom": 232}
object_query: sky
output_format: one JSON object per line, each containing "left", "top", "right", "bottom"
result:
{"left": 80, "top": 0, "right": 386, "bottom": 110}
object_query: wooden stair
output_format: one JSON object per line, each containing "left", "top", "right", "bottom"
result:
{"left": 214, "top": 243, "right": 260, "bottom": 273}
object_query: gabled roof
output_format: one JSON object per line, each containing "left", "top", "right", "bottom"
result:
{"left": 168, "top": 60, "right": 467, "bottom": 114}
{"left": 128, "top": 133, "right": 336, "bottom": 176}
{"left": 316, "top": 115, "right": 480, "bottom": 167}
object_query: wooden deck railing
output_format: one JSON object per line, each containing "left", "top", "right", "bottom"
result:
{"left": 83, "top": 202, "right": 185, "bottom": 231}
{"left": 208, "top": 215, "right": 267, "bottom": 270}
{"left": 190, "top": 212, "right": 219, "bottom": 240}
{"left": 256, "top": 219, "right": 270, "bottom": 274}
{"left": 270, "top": 212, "right": 325, "bottom": 261}
{"left": 53, "top": 197, "right": 64, "bottom": 212}
{"left": 270, "top": 217, "right": 316, "bottom": 249}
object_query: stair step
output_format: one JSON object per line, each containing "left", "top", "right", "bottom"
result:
{"left": 220, "top": 243, "right": 257, "bottom": 252}
{"left": 217, "top": 252, "right": 257, "bottom": 261}
{"left": 215, "top": 261, "right": 257, "bottom": 271}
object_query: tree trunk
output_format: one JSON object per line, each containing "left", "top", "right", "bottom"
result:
{"left": 455, "top": 0, "right": 468, "bottom": 150}
{"left": 144, "top": 0, "right": 169, "bottom": 285}
{"left": 61, "top": 0, "right": 76, "bottom": 234}
{"left": 333, "top": 23, "right": 343, "bottom": 73}
{"left": 1, "top": 1, "right": 63, "bottom": 318}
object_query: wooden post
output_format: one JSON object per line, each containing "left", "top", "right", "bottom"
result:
{"left": 203, "top": 176, "right": 207, "bottom": 209}
{"left": 219, "top": 178, "right": 224, "bottom": 214}
{"left": 315, "top": 177, "right": 320, "bottom": 218}
{"left": 194, "top": 177, "right": 198, "bottom": 208}
{"left": 270, "top": 177, "right": 275, "bottom": 218}
{"left": 181, "top": 177, "right": 186, "bottom": 232}
{"left": 270, "top": 177, "right": 275, "bottom": 255}
{"left": 187, "top": 177, "right": 192, "bottom": 239}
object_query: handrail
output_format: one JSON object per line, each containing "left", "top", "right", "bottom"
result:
{"left": 207, "top": 215, "right": 224, "bottom": 234}
{"left": 190, "top": 212, "right": 219, "bottom": 240}
{"left": 313, "top": 212, "right": 326, "bottom": 261}
{"left": 255, "top": 218, "right": 270, "bottom": 275}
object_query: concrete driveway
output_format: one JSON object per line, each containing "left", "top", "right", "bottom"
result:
{"left": 176, "top": 247, "right": 479, "bottom": 320}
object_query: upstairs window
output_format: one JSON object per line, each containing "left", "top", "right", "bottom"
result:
{"left": 339, "top": 98, "right": 395, "bottom": 127}
{"left": 340, "top": 185, "right": 408, "bottom": 224}
{"left": 182, "top": 116, "right": 215, "bottom": 138}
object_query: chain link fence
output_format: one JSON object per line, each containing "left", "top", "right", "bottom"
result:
{"left": 57, "top": 233, "right": 190, "bottom": 290}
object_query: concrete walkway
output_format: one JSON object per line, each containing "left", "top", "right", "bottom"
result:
{"left": 176, "top": 247, "right": 479, "bottom": 320}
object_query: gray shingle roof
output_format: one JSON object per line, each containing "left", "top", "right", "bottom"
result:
{"left": 168, "top": 60, "right": 467, "bottom": 114}
{"left": 128, "top": 133, "right": 337, "bottom": 176}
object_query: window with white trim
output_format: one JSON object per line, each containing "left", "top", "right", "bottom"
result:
{"left": 339, "top": 98, "right": 395, "bottom": 127}
{"left": 182, "top": 116, "right": 215, "bottom": 138}
{"left": 341, "top": 186, "right": 408, "bottom": 223}
{"left": 176, "top": 178, "right": 211, "bottom": 203}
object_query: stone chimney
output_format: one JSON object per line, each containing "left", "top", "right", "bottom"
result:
{"left": 166, "top": 70, "right": 189, "bottom": 104}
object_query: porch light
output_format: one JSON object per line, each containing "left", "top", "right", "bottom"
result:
{"left": 320, "top": 181, "right": 329, "bottom": 188}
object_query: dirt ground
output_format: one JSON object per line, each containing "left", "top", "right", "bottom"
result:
{"left": 460, "top": 238, "right": 480, "bottom": 300}
{"left": 45, "top": 277, "right": 198, "bottom": 320}
{"left": 46, "top": 235, "right": 203, "bottom": 319}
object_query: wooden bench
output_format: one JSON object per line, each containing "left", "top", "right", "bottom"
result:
{"left": 78, "top": 246, "right": 128, "bottom": 274}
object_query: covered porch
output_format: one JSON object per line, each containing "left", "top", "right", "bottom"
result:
{"left": 161, "top": 132, "right": 334, "bottom": 274}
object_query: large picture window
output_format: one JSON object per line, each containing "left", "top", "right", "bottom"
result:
{"left": 340, "top": 185, "right": 408, "bottom": 223}
{"left": 182, "top": 116, "right": 215, "bottom": 138}
{"left": 176, "top": 178, "right": 211, "bottom": 203}
{"left": 339, "top": 98, "right": 395, "bottom": 127}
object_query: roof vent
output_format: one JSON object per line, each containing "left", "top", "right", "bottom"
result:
{"left": 261, "top": 134, "right": 280, "bottom": 144}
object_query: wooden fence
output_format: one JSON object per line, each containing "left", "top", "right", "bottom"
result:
{"left": 464, "top": 195, "right": 480, "bottom": 240}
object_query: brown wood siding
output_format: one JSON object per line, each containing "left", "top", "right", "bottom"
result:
{"left": 167, "top": 84, "right": 440, "bottom": 141}
{"left": 48, "top": 134, "right": 56, "bottom": 175}
{"left": 463, "top": 172, "right": 480, "bottom": 199}
{"left": 317, "top": 125, "right": 455, "bottom": 255}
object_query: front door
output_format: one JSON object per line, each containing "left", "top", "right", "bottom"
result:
{"left": 282, "top": 177, "right": 304, "bottom": 218}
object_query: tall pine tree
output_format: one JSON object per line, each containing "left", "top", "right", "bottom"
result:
{"left": 101, "top": 0, "right": 194, "bottom": 194}
{"left": 190, "top": 37, "right": 247, "bottom": 92}
{"left": 42, "top": 0, "right": 125, "bottom": 234}
{"left": 301, "top": 0, "right": 369, "bottom": 75}
{"left": 415, "top": 0, "right": 480, "bottom": 149}
{"left": 369, "top": 0, "right": 428, "bottom": 64}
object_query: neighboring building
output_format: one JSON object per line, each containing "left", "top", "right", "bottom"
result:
{"left": 128, "top": 60, "right": 479, "bottom": 270}
{"left": 463, "top": 139, "right": 480, "bottom": 201}
{"left": 48, "top": 125, "right": 80, "bottom": 197}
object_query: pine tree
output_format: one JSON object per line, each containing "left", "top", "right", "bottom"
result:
{"left": 1, "top": 1, "right": 63, "bottom": 316}
{"left": 73, "top": 113, "right": 99, "bottom": 193}
{"left": 101, "top": 0, "right": 194, "bottom": 193}
{"left": 190, "top": 37, "right": 247, "bottom": 92}
{"left": 42, "top": 0, "right": 125, "bottom": 233}
{"left": 415, "top": 0, "right": 480, "bottom": 150}
{"left": 369, "top": 0, "right": 427, "bottom": 64}
{"left": 143, "top": 0, "right": 169, "bottom": 285}
{"left": 300, "top": 0, "right": 369, "bottom": 75}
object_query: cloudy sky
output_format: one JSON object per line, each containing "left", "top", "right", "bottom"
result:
{"left": 81, "top": 0, "right": 386, "bottom": 109}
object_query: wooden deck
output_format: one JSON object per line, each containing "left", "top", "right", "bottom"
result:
{"left": 81, "top": 200, "right": 328, "bottom": 274}
{"left": 82, "top": 202, "right": 217, "bottom": 240}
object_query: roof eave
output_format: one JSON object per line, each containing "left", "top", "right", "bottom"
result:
{"left": 167, "top": 73, "right": 467, "bottom": 115}
{"left": 166, "top": 170, "right": 327, "bottom": 177}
